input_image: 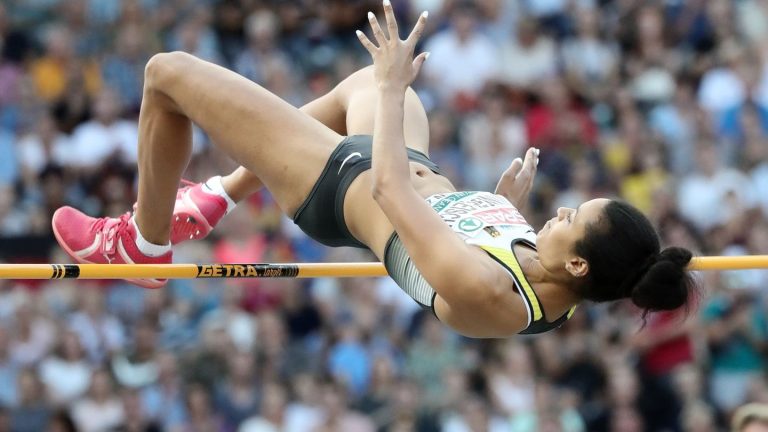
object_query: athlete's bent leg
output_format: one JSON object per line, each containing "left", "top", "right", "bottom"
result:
{"left": 133, "top": 52, "right": 342, "bottom": 245}
{"left": 168, "top": 64, "right": 431, "bottom": 246}
{"left": 218, "top": 66, "right": 429, "bottom": 204}
{"left": 134, "top": 59, "right": 195, "bottom": 244}
{"left": 173, "top": 79, "right": 348, "bottom": 242}
{"left": 52, "top": 52, "right": 348, "bottom": 286}
{"left": 167, "top": 75, "right": 349, "bottom": 243}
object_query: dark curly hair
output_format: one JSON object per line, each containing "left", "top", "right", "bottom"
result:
{"left": 574, "top": 200, "right": 697, "bottom": 313}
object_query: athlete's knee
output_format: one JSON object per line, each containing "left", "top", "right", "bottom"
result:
{"left": 347, "top": 66, "right": 375, "bottom": 87}
{"left": 342, "top": 66, "right": 414, "bottom": 96}
{"left": 334, "top": 66, "right": 376, "bottom": 105}
{"left": 357, "top": 65, "right": 375, "bottom": 75}
{"left": 144, "top": 51, "right": 194, "bottom": 92}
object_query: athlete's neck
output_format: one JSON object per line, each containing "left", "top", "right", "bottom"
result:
{"left": 519, "top": 251, "right": 581, "bottom": 301}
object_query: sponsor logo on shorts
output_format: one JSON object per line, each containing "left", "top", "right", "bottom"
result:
{"left": 338, "top": 152, "right": 362, "bottom": 174}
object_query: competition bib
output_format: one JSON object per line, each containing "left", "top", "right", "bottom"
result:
{"left": 427, "top": 191, "right": 532, "bottom": 240}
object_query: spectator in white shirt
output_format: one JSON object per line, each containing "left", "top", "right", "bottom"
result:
{"left": 677, "top": 142, "right": 758, "bottom": 232}
{"left": 70, "top": 369, "right": 125, "bottom": 432}
{"left": 239, "top": 382, "right": 288, "bottom": 432}
{"left": 68, "top": 287, "right": 125, "bottom": 364}
{"left": 560, "top": 7, "right": 620, "bottom": 102}
{"left": 16, "top": 111, "right": 73, "bottom": 181}
{"left": 38, "top": 330, "right": 92, "bottom": 405}
{"left": 422, "top": 2, "right": 499, "bottom": 109}
{"left": 111, "top": 319, "right": 159, "bottom": 389}
{"left": 697, "top": 43, "right": 749, "bottom": 115}
{"left": 9, "top": 302, "right": 55, "bottom": 368}
{"left": 461, "top": 90, "right": 527, "bottom": 190}
{"left": 497, "top": 19, "right": 558, "bottom": 90}
{"left": 69, "top": 87, "right": 139, "bottom": 169}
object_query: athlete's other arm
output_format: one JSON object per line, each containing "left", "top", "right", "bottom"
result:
{"left": 494, "top": 147, "right": 539, "bottom": 212}
{"left": 358, "top": 3, "right": 526, "bottom": 337}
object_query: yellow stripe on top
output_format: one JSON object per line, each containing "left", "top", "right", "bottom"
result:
{"left": 479, "top": 245, "right": 543, "bottom": 322}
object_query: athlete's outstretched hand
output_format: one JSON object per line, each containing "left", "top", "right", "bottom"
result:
{"left": 495, "top": 147, "right": 539, "bottom": 211}
{"left": 356, "top": 0, "right": 429, "bottom": 91}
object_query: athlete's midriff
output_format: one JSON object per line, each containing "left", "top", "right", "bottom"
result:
{"left": 343, "top": 161, "right": 457, "bottom": 258}
{"left": 410, "top": 161, "right": 457, "bottom": 197}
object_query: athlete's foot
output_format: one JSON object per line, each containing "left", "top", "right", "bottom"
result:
{"left": 167, "top": 180, "right": 229, "bottom": 244}
{"left": 131, "top": 180, "right": 229, "bottom": 245}
{"left": 51, "top": 207, "right": 172, "bottom": 288}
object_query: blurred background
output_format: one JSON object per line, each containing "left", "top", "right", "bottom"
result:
{"left": 0, "top": 0, "right": 767, "bottom": 431}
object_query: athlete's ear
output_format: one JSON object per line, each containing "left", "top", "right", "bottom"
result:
{"left": 565, "top": 256, "right": 589, "bottom": 278}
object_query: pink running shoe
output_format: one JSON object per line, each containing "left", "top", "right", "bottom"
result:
{"left": 167, "top": 180, "right": 228, "bottom": 245}
{"left": 51, "top": 207, "right": 172, "bottom": 289}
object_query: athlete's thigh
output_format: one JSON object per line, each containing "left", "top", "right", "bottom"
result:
{"left": 337, "top": 67, "right": 430, "bottom": 155}
{"left": 151, "top": 52, "right": 343, "bottom": 216}
{"left": 298, "top": 92, "right": 347, "bottom": 135}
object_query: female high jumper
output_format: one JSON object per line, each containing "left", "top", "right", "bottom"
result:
{"left": 52, "top": 2, "right": 696, "bottom": 338}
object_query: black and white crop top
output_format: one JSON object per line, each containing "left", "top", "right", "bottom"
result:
{"left": 426, "top": 191, "right": 577, "bottom": 334}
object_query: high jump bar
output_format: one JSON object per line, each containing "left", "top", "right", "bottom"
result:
{"left": 0, "top": 256, "right": 767, "bottom": 280}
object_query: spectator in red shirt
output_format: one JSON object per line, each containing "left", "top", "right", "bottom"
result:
{"left": 525, "top": 77, "right": 598, "bottom": 152}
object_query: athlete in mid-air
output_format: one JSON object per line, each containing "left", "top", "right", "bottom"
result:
{"left": 53, "top": 1, "right": 695, "bottom": 337}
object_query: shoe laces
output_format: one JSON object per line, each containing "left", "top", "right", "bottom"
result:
{"left": 92, "top": 212, "right": 132, "bottom": 257}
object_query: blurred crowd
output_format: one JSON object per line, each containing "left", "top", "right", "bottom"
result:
{"left": 1, "top": 0, "right": 768, "bottom": 431}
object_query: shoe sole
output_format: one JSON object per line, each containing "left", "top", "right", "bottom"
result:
{"left": 170, "top": 191, "right": 215, "bottom": 245}
{"left": 51, "top": 209, "right": 166, "bottom": 289}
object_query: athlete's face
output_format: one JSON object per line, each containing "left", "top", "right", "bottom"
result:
{"left": 536, "top": 198, "right": 610, "bottom": 279}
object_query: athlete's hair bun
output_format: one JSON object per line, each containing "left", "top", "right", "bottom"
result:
{"left": 574, "top": 200, "right": 699, "bottom": 312}
{"left": 629, "top": 247, "right": 695, "bottom": 311}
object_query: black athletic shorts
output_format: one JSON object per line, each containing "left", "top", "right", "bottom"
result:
{"left": 292, "top": 134, "right": 442, "bottom": 248}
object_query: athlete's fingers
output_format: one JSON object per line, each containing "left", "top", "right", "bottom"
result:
{"left": 530, "top": 148, "right": 539, "bottom": 187}
{"left": 411, "top": 51, "right": 429, "bottom": 76}
{"left": 382, "top": 0, "right": 399, "bottom": 42}
{"left": 506, "top": 158, "right": 523, "bottom": 178}
{"left": 495, "top": 158, "right": 521, "bottom": 194}
{"left": 519, "top": 147, "right": 538, "bottom": 178}
{"left": 406, "top": 11, "right": 429, "bottom": 47}
{"left": 356, "top": 30, "right": 378, "bottom": 54}
{"left": 367, "top": 11, "right": 387, "bottom": 46}
{"left": 519, "top": 148, "right": 539, "bottom": 191}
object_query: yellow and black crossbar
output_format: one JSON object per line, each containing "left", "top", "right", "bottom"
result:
{"left": 0, "top": 262, "right": 389, "bottom": 280}
{"left": 0, "top": 256, "right": 767, "bottom": 280}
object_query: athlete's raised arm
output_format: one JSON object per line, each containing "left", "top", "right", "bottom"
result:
{"left": 495, "top": 147, "right": 539, "bottom": 212}
{"left": 356, "top": 2, "right": 522, "bottom": 337}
